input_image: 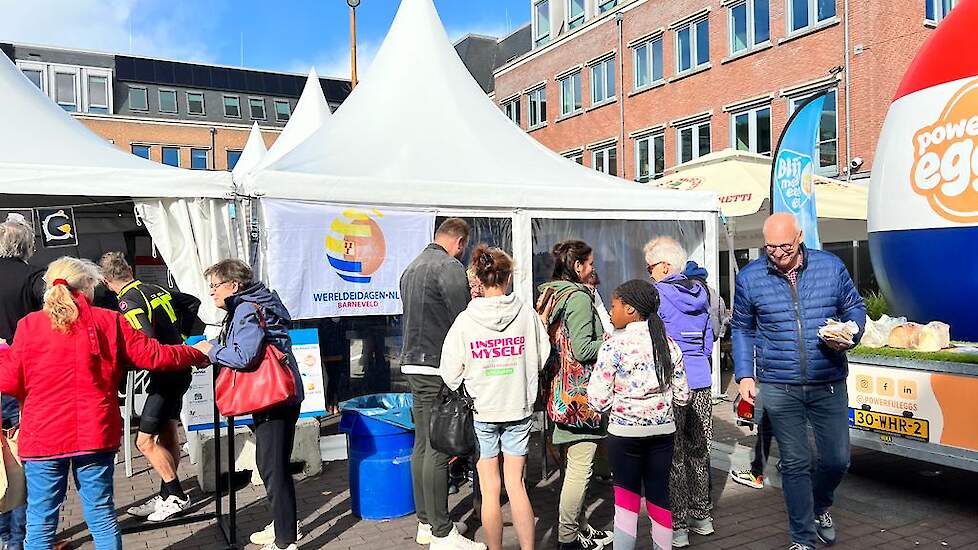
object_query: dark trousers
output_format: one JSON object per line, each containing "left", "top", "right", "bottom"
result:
{"left": 751, "top": 404, "right": 774, "bottom": 477}
{"left": 607, "top": 435, "right": 675, "bottom": 550}
{"left": 254, "top": 403, "right": 301, "bottom": 547}
{"left": 408, "top": 374, "right": 452, "bottom": 537}
{"left": 759, "top": 381, "right": 850, "bottom": 547}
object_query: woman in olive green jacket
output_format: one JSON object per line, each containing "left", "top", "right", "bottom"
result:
{"left": 538, "top": 240, "right": 611, "bottom": 550}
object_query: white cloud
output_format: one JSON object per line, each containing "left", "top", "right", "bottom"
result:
{"left": 0, "top": 0, "right": 215, "bottom": 63}
{"left": 285, "top": 40, "right": 380, "bottom": 81}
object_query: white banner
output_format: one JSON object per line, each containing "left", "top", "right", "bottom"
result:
{"left": 264, "top": 199, "right": 435, "bottom": 319}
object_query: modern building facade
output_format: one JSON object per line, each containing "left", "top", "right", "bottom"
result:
{"left": 485, "top": 0, "right": 958, "bottom": 185}
{"left": 2, "top": 42, "right": 351, "bottom": 171}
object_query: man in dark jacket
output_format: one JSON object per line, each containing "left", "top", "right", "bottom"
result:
{"left": 399, "top": 218, "right": 484, "bottom": 550}
{"left": 732, "top": 213, "right": 866, "bottom": 550}
{"left": 0, "top": 214, "right": 42, "bottom": 550}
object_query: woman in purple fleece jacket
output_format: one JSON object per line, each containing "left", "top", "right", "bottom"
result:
{"left": 644, "top": 236, "right": 716, "bottom": 548}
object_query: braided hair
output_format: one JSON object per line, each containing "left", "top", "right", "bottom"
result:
{"left": 613, "top": 279, "right": 674, "bottom": 390}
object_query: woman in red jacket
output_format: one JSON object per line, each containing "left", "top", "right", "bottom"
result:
{"left": 0, "top": 257, "right": 207, "bottom": 550}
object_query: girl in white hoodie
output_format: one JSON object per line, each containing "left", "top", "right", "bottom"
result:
{"left": 441, "top": 246, "right": 550, "bottom": 550}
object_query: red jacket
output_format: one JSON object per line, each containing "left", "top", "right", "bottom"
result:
{"left": 0, "top": 297, "right": 207, "bottom": 459}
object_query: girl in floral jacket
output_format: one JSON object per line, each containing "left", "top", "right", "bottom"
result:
{"left": 587, "top": 280, "right": 689, "bottom": 550}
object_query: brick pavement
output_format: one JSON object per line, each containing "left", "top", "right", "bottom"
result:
{"left": 50, "top": 386, "right": 978, "bottom": 549}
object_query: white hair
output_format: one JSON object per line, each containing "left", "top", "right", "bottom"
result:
{"left": 643, "top": 237, "right": 687, "bottom": 276}
{"left": 0, "top": 215, "right": 36, "bottom": 261}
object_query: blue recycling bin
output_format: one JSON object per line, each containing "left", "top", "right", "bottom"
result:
{"left": 339, "top": 393, "right": 415, "bottom": 520}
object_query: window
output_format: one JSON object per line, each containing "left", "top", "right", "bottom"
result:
{"left": 559, "top": 72, "right": 582, "bottom": 116}
{"left": 528, "top": 87, "right": 547, "bottom": 128}
{"left": 676, "top": 18, "right": 710, "bottom": 74}
{"left": 223, "top": 95, "right": 241, "bottom": 118}
{"left": 598, "top": 0, "right": 619, "bottom": 13}
{"left": 128, "top": 86, "right": 148, "bottom": 111}
{"left": 86, "top": 75, "right": 109, "bottom": 114}
{"left": 191, "top": 149, "right": 209, "bottom": 170}
{"left": 54, "top": 71, "right": 77, "bottom": 112}
{"left": 634, "top": 38, "right": 664, "bottom": 90}
{"left": 161, "top": 147, "right": 180, "bottom": 167}
{"left": 788, "top": 0, "right": 836, "bottom": 33}
{"left": 22, "top": 68, "right": 44, "bottom": 90}
{"left": 131, "top": 145, "right": 150, "bottom": 159}
{"left": 636, "top": 133, "right": 666, "bottom": 182}
{"left": 249, "top": 97, "right": 266, "bottom": 120}
{"left": 227, "top": 150, "right": 242, "bottom": 171}
{"left": 677, "top": 120, "right": 711, "bottom": 164}
{"left": 274, "top": 100, "right": 291, "bottom": 122}
{"left": 159, "top": 89, "right": 178, "bottom": 114}
{"left": 590, "top": 57, "right": 615, "bottom": 105}
{"left": 565, "top": 152, "right": 584, "bottom": 164}
{"left": 730, "top": 0, "right": 770, "bottom": 54}
{"left": 926, "top": 0, "right": 958, "bottom": 23}
{"left": 568, "top": 0, "right": 585, "bottom": 29}
{"left": 731, "top": 106, "right": 772, "bottom": 155}
{"left": 593, "top": 145, "right": 618, "bottom": 176}
{"left": 789, "top": 90, "right": 838, "bottom": 175}
{"left": 187, "top": 92, "right": 205, "bottom": 115}
{"left": 534, "top": 0, "right": 551, "bottom": 46}
{"left": 503, "top": 97, "right": 521, "bottom": 125}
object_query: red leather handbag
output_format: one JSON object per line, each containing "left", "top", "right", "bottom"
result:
{"left": 214, "top": 305, "right": 297, "bottom": 417}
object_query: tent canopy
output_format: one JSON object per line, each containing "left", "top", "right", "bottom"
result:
{"left": 246, "top": 0, "right": 715, "bottom": 214}
{"left": 648, "top": 149, "right": 868, "bottom": 220}
{"left": 231, "top": 123, "right": 268, "bottom": 180}
{"left": 0, "top": 54, "right": 232, "bottom": 199}
{"left": 254, "top": 68, "right": 334, "bottom": 173}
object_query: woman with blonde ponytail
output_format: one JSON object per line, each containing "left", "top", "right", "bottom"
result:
{"left": 0, "top": 257, "right": 208, "bottom": 550}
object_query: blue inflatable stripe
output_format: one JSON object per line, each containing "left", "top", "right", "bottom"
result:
{"left": 339, "top": 274, "right": 371, "bottom": 283}
{"left": 328, "top": 255, "right": 362, "bottom": 273}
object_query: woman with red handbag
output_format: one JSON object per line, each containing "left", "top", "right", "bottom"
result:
{"left": 192, "top": 260, "right": 304, "bottom": 550}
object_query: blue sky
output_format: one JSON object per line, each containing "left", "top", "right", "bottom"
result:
{"left": 0, "top": 0, "right": 531, "bottom": 78}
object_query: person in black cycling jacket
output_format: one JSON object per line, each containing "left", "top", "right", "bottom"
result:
{"left": 99, "top": 252, "right": 200, "bottom": 523}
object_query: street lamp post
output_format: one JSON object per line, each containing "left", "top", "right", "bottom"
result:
{"left": 348, "top": 0, "right": 360, "bottom": 89}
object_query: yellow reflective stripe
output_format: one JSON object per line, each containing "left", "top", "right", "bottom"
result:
{"left": 124, "top": 309, "right": 144, "bottom": 330}
{"left": 150, "top": 293, "right": 177, "bottom": 324}
{"left": 330, "top": 219, "right": 370, "bottom": 237}
{"left": 326, "top": 236, "right": 347, "bottom": 255}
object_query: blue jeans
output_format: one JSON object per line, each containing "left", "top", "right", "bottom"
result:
{"left": 0, "top": 504, "right": 26, "bottom": 549}
{"left": 24, "top": 453, "right": 120, "bottom": 550}
{"left": 759, "top": 381, "right": 850, "bottom": 547}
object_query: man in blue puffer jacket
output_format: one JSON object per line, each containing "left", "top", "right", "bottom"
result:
{"left": 732, "top": 213, "right": 865, "bottom": 550}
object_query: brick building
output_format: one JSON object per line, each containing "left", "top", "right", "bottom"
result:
{"left": 484, "top": 0, "right": 959, "bottom": 184}
{"left": 2, "top": 43, "right": 350, "bottom": 171}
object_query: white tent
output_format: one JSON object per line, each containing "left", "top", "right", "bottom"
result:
{"left": 0, "top": 53, "right": 237, "bottom": 323}
{"left": 231, "top": 123, "right": 268, "bottom": 181}
{"left": 255, "top": 68, "right": 334, "bottom": 172}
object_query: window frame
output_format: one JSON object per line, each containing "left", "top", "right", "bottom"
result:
{"left": 502, "top": 97, "right": 521, "bottom": 126}
{"left": 589, "top": 56, "right": 616, "bottom": 106}
{"left": 158, "top": 88, "right": 178, "bottom": 114}
{"left": 223, "top": 95, "right": 242, "bottom": 118}
{"left": 131, "top": 144, "right": 151, "bottom": 160}
{"left": 190, "top": 148, "right": 209, "bottom": 170}
{"left": 161, "top": 146, "right": 181, "bottom": 168}
{"left": 788, "top": 89, "right": 839, "bottom": 176}
{"left": 925, "top": 0, "right": 959, "bottom": 23}
{"left": 567, "top": 0, "right": 586, "bottom": 29}
{"left": 786, "top": 0, "right": 837, "bottom": 35}
{"left": 533, "top": 0, "right": 551, "bottom": 47}
{"left": 186, "top": 91, "right": 206, "bottom": 116}
{"left": 597, "top": 0, "right": 619, "bottom": 14}
{"left": 273, "top": 99, "right": 291, "bottom": 122}
{"left": 729, "top": 0, "right": 770, "bottom": 55}
{"left": 635, "top": 132, "right": 666, "bottom": 183}
{"left": 84, "top": 72, "right": 110, "bottom": 114}
{"left": 675, "top": 17, "right": 710, "bottom": 75}
{"left": 676, "top": 120, "right": 712, "bottom": 164}
{"left": 592, "top": 144, "right": 618, "bottom": 176}
{"left": 564, "top": 151, "right": 584, "bottom": 164}
{"left": 226, "top": 149, "right": 243, "bottom": 171}
{"left": 730, "top": 105, "right": 772, "bottom": 155}
{"left": 632, "top": 37, "right": 664, "bottom": 91}
{"left": 249, "top": 97, "right": 267, "bottom": 120}
{"left": 128, "top": 85, "right": 149, "bottom": 112}
{"left": 52, "top": 68, "right": 79, "bottom": 112}
{"left": 16, "top": 61, "right": 47, "bottom": 93}
{"left": 559, "top": 71, "right": 583, "bottom": 117}
{"left": 527, "top": 86, "right": 548, "bottom": 129}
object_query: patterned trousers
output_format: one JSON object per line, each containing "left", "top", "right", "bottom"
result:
{"left": 669, "top": 388, "right": 714, "bottom": 530}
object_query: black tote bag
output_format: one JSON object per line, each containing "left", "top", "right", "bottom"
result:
{"left": 429, "top": 385, "right": 477, "bottom": 457}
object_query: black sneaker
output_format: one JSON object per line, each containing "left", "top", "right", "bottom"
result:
{"left": 815, "top": 511, "right": 836, "bottom": 545}
{"left": 583, "top": 525, "right": 613, "bottom": 546}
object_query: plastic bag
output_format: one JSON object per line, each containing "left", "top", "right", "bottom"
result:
{"left": 429, "top": 386, "right": 476, "bottom": 457}
{"left": 861, "top": 319, "right": 886, "bottom": 348}
{"left": 0, "top": 427, "right": 25, "bottom": 513}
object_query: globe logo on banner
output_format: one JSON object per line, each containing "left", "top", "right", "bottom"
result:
{"left": 910, "top": 78, "right": 978, "bottom": 223}
{"left": 774, "top": 149, "right": 815, "bottom": 211}
{"left": 325, "top": 209, "right": 387, "bottom": 283}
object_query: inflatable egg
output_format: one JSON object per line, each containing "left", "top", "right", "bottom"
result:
{"left": 869, "top": 0, "right": 978, "bottom": 341}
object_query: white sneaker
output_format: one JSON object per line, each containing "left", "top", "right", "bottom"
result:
{"left": 251, "top": 521, "right": 304, "bottom": 546}
{"left": 417, "top": 523, "right": 432, "bottom": 545}
{"left": 429, "top": 526, "right": 486, "bottom": 550}
{"left": 146, "top": 495, "right": 191, "bottom": 522}
{"left": 127, "top": 495, "right": 162, "bottom": 518}
{"left": 260, "top": 544, "right": 297, "bottom": 550}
